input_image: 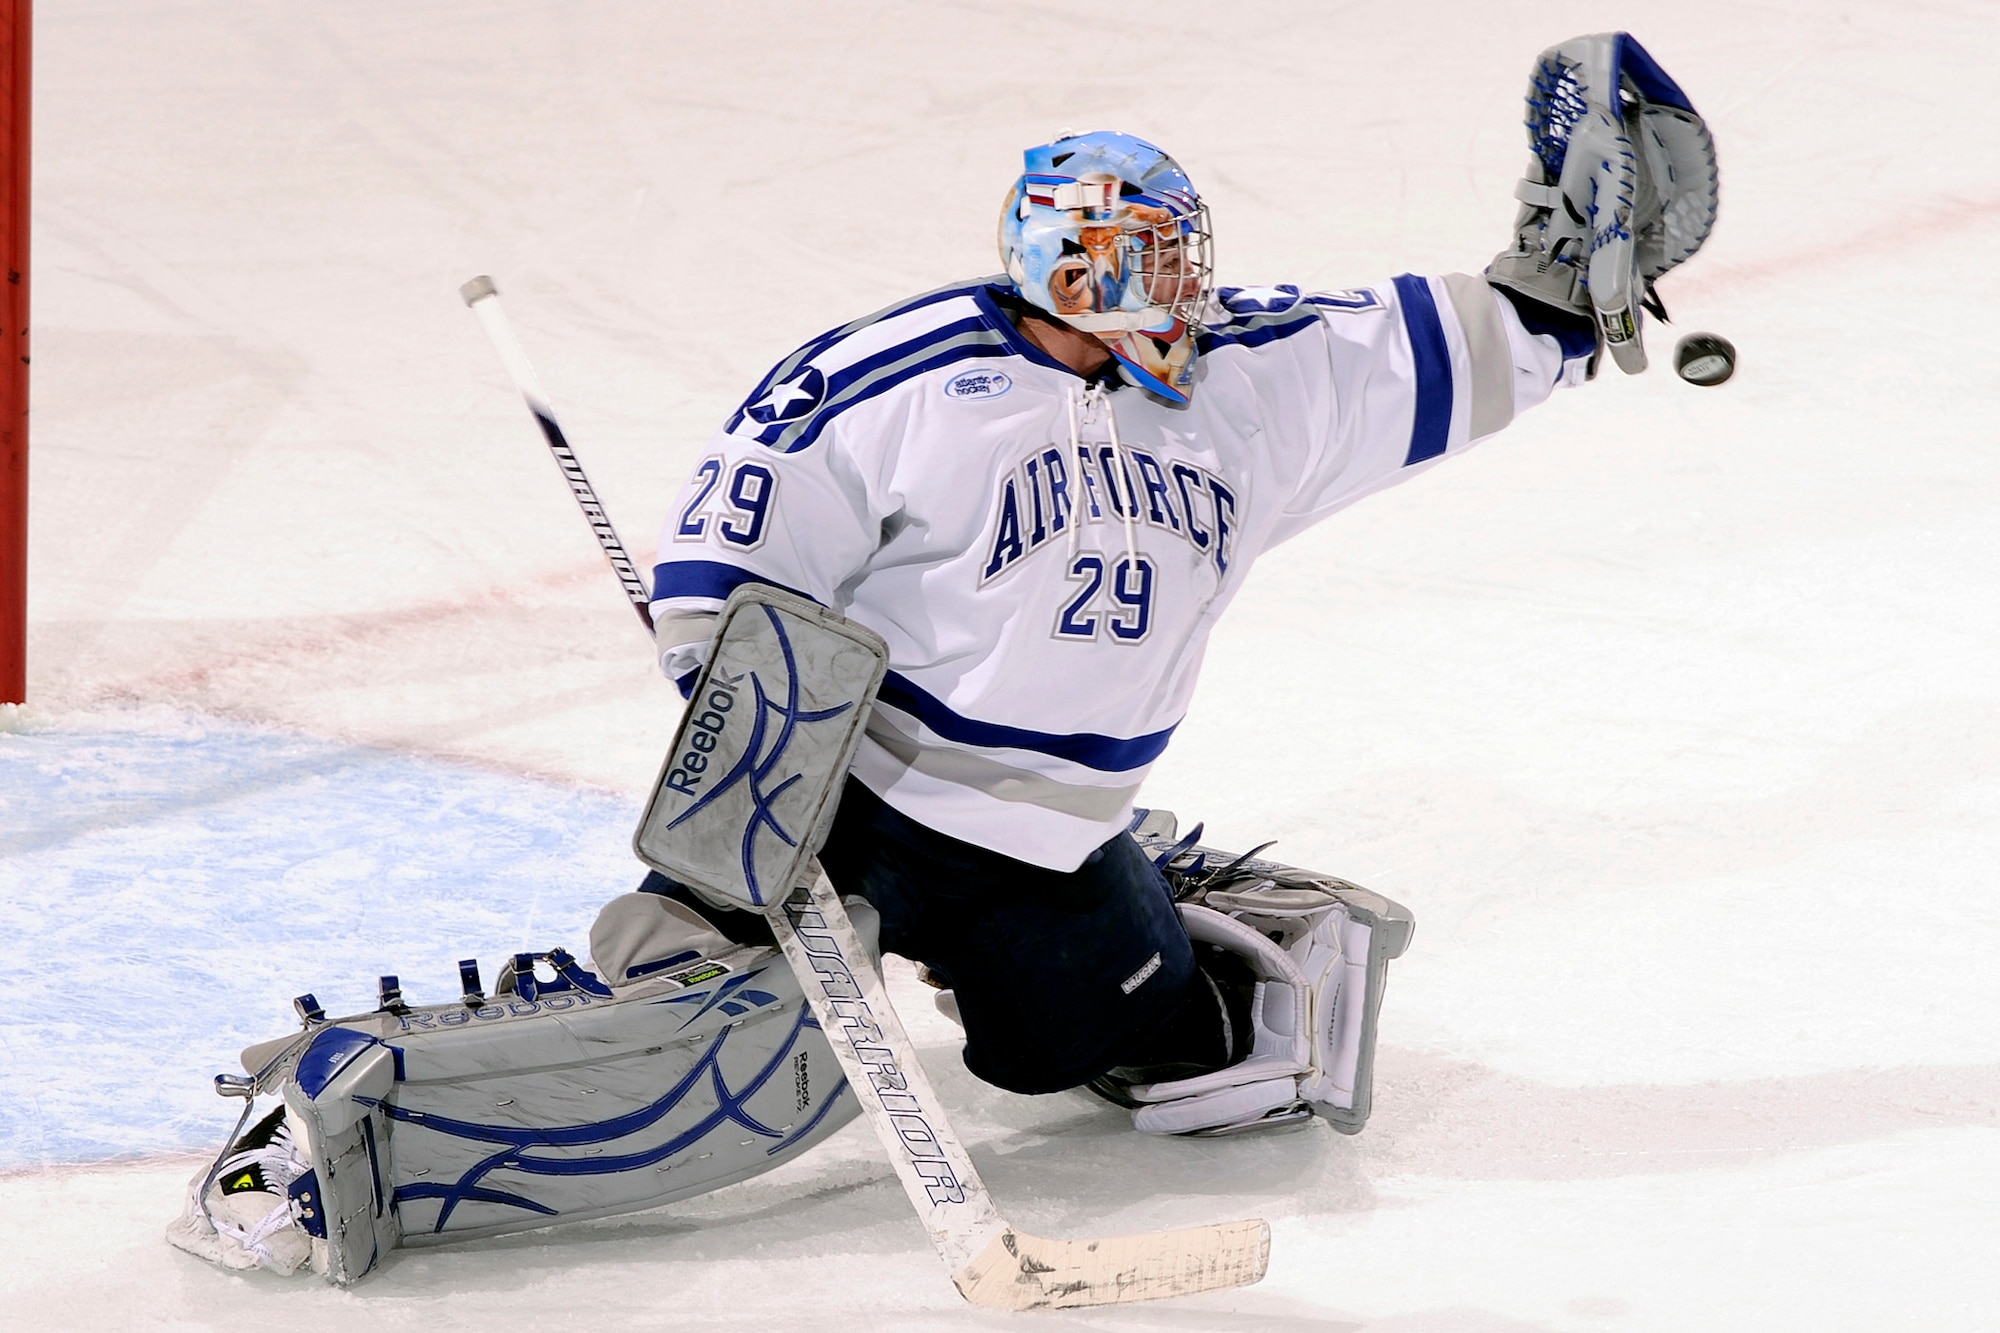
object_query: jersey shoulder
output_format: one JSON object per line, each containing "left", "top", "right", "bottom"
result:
{"left": 1196, "top": 283, "right": 1390, "bottom": 355}
{"left": 723, "top": 276, "right": 1024, "bottom": 455}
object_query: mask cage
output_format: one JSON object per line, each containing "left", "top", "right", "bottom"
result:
{"left": 1126, "top": 201, "right": 1214, "bottom": 332}
{"left": 1041, "top": 205, "right": 1214, "bottom": 334}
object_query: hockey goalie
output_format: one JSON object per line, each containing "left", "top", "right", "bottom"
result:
{"left": 169, "top": 30, "right": 1716, "bottom": 1301}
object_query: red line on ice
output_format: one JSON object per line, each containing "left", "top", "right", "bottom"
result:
{"left": 1673, "top": 190, "right": 2000, "bottom": 300}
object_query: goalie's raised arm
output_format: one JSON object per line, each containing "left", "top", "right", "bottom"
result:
{"left": 1211, "top": 273, "right": 1594, "bottom": 551}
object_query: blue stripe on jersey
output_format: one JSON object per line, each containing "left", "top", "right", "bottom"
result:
{"left": 1393, "top": 274, "right": 1453, "bottom": 465}
{"left": 650, "top": 560, "right": 814, "bottom": 606}
{"left": 780, "top": 316, "right": 1016, "bottom": 452}
{"left": 1195, "top": 303, "right": 1323, "bottom": 355}
{"left": 876, "top": 671, "right": 1177, "bottom": 773}
{"left": 824, "top": 312, "right": 991, "bottom": 394}
{"left": 726, "top": 279, "right": 1006, "bottom": 434}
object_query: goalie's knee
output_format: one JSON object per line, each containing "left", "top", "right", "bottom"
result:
{"left": 813, "top": 790, "right": 1202, "bottom": 1097}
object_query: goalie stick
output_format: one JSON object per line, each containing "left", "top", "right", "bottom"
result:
{"left": 460, "top": 278, "right": 1272, "bottom": 1309}
{"left": 460, "top": 276, "right": 655, "bottom": 633}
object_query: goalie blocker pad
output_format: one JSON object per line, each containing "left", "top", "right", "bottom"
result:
{"left": 168, "top": 893, "right": 874, "bottom": 1285}
{"left": 634, "top": 586, "right": 889, "bottom": 911}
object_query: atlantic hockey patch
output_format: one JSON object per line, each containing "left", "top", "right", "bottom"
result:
{"left": 944, "top": 367, "right": 1012, "bottom": 400}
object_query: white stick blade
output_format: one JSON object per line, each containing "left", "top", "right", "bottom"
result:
{"left": 952, "top": 1218, "right": 1271, "bottom": 1310}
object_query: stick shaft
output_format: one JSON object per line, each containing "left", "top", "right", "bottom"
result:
{"left": 461, "top": 277, "right": 655, "bottom": 634}
{"left": 775, "top": 875, "right": 1270, "bottom": 1309}
{"left": 773, "top": 874, "right": 1007, "bottom": 1270}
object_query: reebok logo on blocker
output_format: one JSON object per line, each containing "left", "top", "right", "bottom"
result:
{"left": 664, "top": 670, "right": 743, "bottom": 796}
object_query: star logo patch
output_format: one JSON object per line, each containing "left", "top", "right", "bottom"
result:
{"left": 744, "top": 366, "right": 826, "bottom": 426}
{"left": 1219, "top": 284, "right": 1302, "bottom": 315}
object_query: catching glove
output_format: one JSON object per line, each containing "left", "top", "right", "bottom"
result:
{"left": 1488, "top": 32, "right": 1718, "bottom": 373}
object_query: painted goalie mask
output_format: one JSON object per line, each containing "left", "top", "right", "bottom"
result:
{"left": 999, "top": 131, "right": 1213, "bottom": 403}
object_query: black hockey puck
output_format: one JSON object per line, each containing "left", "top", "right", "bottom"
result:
{"left": 1674, "top": 333, "right": 1736, "bottom": 386}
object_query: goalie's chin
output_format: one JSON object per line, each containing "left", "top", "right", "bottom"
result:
{"left": 1100, "top": 326, "right": 1198, "bottom": 404}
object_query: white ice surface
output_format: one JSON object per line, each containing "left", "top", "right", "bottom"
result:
{"left": 6, "top": 1, "right": 2000, "bottom": 1329}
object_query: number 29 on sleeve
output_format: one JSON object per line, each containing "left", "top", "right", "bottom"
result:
{"left": 676, "top": 458, "right": 777, "bottom": 550}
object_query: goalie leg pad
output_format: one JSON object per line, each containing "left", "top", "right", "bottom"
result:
{"left": 168, "top": 896, "right": 875, "bottom": 1285}
{"left": 284, "top": 1027, "right": 399, "bottom": 1281}
{"left": 1122, "top": 905, "right": 1310, "bottom": 1135}
{"left": 1126, "top": 814, "right": 1414, "bottom": 1136}
{"left": 1205, "top": 884, "right": 1403, "bottom": 1135}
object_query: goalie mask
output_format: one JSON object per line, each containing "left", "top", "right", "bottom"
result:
{"left": 999, "top": 131, "right": 1213, "bottom": 403}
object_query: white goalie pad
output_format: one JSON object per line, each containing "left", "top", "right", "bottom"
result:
{"left": 1123, "top": 905, "right": 1310, "bottom": 1136}
{"left": 167, "top": 896, "right": 874, "bottom": 1285}
{"left": 633, "top": 586, "right": 889, "bottom": 911}
{"left": 1127, "top": 813, "right": 1414, "bottom": 1136}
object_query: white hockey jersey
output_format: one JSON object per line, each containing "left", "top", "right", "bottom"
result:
{"left": 652, "top": 275, "right": 1589, "bottom": 870}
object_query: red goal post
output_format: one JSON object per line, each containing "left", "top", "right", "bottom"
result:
{"left": 1, "top": 1, "right": 27, "bottom": 704}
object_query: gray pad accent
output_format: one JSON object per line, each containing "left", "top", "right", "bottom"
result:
{"left": 1440, "top": 273, "right": 1518, "bottom": 441}
{"left": 634, "top": 587, "right": 889, "bottom": 909}
{"left": 1316, "top": 895, "right": 1406, "bottom": 1136}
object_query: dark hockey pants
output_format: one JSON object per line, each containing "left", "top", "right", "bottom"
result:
{"left": 639, "top": 779, "right": 1223, "bottom": 1096}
